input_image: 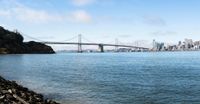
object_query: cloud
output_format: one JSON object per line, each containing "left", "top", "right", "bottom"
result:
{"left": 143, "top": 15, "right": 166, "bottom": 26}
{"left": 0, "top": 0, "right": 93, "bottom": 24}
{"left": 13, "top": 7, "right": 64, "bottom": 23}
{"left": 0, "top": 7, "right": 64, "bottom": 23}
{"left": 68, "top": 10, "right": 92, "bottom": 23}
{"left": 71, "top": 0, "right": 96, "bottom": 6}
{"left": 151, "top": 31, "right": 177, "bottom": 36}
{"left": 0, "top": 10, "right": 11, "bottom": 18}
{"left": 0, "top": 0, "right": 65, "bottom": 23}
{"left": 118, "top": 34, "right": 132, "bottom": 38}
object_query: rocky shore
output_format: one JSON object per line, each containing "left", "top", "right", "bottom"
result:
{"left": 0, "top": 76, "right": 59, "bottom": 104}
{"left": 0, "top": 26, "right": 55, "bottom": 54}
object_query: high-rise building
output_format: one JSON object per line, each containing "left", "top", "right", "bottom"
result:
{"left": 178, "top": 41, "right": 182, "bottom": 46}
{"left": 152, "top": 39, "right": 156, "bottom": 49}
{"left": 184, "top": 39, "right": 193, "bottom": 50}
{"left": 152, "top": 39, "right": 165, "bottom": 51}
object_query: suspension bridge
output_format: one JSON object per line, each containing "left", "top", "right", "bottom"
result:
{"left": 22, "top": 33, "right": 149, "bottom": 53}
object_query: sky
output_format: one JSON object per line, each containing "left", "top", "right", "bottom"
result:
{"left": 0, "top": 0, "right": 200, "bottom": 48}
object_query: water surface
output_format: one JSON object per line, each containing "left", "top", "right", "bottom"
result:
{"left": 0, "top": 52, "right": 200, "bottom": 104}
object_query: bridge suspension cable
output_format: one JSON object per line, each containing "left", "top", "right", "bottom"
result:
{"left": 61, "top": 35, "right": 78, "bottom": 42}
{"left": 81, "top": 35, "right": 95, "bottom": 43}
{"left": 106, "top": 40, "right": 115, "bottom": 44}
{"left": 117, "top": 40, "right": 125, "bottom": 45}
{"left": 21, "top": 33, "right": 46, "bottom": 42}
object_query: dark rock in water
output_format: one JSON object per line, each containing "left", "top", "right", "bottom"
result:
{"left": 0, "top": 26, "right": 55, "bottom": 54}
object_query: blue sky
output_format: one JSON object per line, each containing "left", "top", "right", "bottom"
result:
{"left": 0, "top": 0, "right": 200, "bottom": 47}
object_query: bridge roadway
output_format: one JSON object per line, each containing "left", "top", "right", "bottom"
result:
{"left": 42, "top": 41, "right": 149, "bottom": 52}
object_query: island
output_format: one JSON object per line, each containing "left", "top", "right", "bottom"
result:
{"left": 0, "top": 26, "right": 55, "bottom": 54}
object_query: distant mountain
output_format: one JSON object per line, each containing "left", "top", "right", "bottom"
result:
{"left": 0, "top": 26, "right": 55, "bottom": 54}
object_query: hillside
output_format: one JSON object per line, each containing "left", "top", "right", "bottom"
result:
{"left": 0, "top": 26, "right": 55, "bottom": 54}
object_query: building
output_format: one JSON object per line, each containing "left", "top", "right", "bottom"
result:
{"left": 152, "top": 39, "right": 165, "bottom": 51}
{"left": 194, "top": 41, "right": 200, "bottom": 50}
{"left": 184, "top": 39, "right": 193, "bottom": 50}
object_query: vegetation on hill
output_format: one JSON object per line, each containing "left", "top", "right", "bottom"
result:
{"left": 0, "top": 26, "right": 55, "bottom": 54}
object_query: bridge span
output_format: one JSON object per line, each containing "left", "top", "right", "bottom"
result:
{"left": 22, "top": 33, "right": 149, "bottom": 53}
{"left": 42, "top": 41, "right": 149, "bottom": 52}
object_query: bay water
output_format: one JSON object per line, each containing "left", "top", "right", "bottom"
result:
{"left": 0, "top": 52, "right": 200, "bottom": 104}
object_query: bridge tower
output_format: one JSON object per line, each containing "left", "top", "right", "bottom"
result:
{"left": 115, "top": 38, "right": 119, "bottom": 52}
{"left": 78, "top": 34, "right": 82, "bottom": 53}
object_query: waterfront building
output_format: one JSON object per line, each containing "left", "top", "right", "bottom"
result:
{"left": 150, "top": 39, "right": 200, "bottom": 52}
{"left": 177, "top": 41, "right": 182, "bottom": 50}
{"left": 152, "top": 39, "right": 165, "bottom": 51}
{"left": 194, "top": 41, "right": 200, "bottom": 50}
{"left": 184, "top": 39, "right": 193, "bottom": 50}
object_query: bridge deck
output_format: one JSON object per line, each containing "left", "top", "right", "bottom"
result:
{"left": 42, "top": 42, "right": 149, "bottom": 49}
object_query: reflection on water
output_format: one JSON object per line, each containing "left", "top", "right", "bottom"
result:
{"left": 0, "top": 52, "right": 200, "bottom": 104}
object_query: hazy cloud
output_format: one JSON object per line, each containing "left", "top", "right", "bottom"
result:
{"left": 118, "top": 34, "right": 132, "bottom": 38}
{"left": 143, "top": 15, "right": 166, "bottom": 26}
{"left": 0, "top": 7, "right": 65, "bottom": 23}
{"left": 0, "top": 0, "right": 64, "bottom": 23}
{"left": 13, "top": 7, "right": 64, "bottom": 23}
{"left": 151, "top": 31, "right": 177, "bottom": 36}
{"left": 0, "top": 0, "right": 93, "bottom": 24}
{"left": 71, "top": 0, "right": 96, "bottom": 6}
{"left": 0, "top": 10, "right": 11, "bottom": 17}
{"left": 68, "top": 10, "right": 92, "bottom": 23}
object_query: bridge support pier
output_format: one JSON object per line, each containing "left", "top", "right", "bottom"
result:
{"left": 78, "top": 43, "right": 82, "bottom": 53}
{"left": 99, "top": 44, "right": 104, "bottom": 52}
{"left": 78, "top": 34, "right": 82, "bottom": 53}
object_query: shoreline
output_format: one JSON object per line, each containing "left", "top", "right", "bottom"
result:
{"left": 0, "top": 75, "right": 59, "bottom": 104}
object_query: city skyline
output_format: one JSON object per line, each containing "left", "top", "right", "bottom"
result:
{"left": 1, "top": 0, "right": 200, "bottom": 44}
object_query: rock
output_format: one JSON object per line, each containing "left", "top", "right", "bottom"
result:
{"left": 1, "top": 90, "right": 8, "bottom": 94}
{"left": 0, "top": 76, "right": 59, "bottom": 104}
{"left": 0, "top": 95, "right": 5, "bottom": 100}
{"left": 5, "top": 94, "right": 15, "bottom": 100}
{"left": 0, "top": 26, "right": 55, "bottom": 54}
{"left": 8, "top": 89, "right": 12, "bottom": 93}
